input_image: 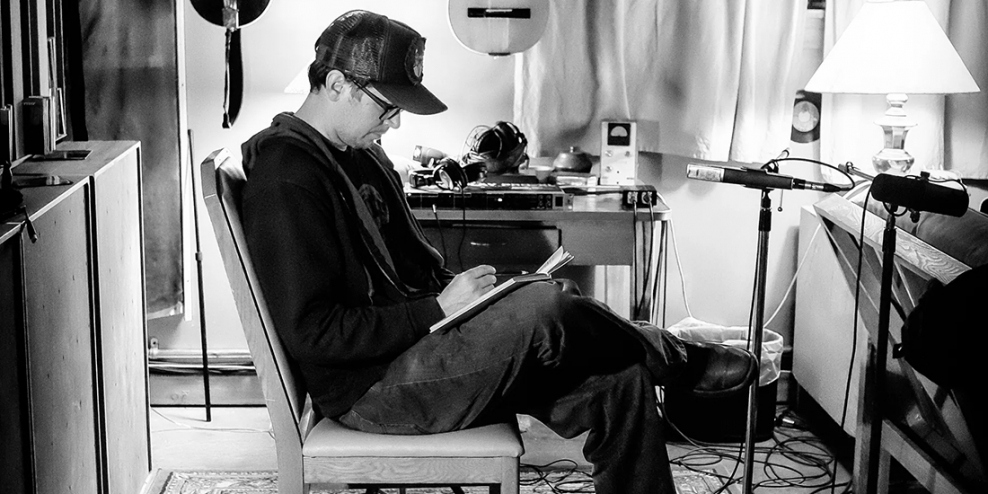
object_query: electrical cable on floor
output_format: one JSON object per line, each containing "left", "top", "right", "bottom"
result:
{"left": 663, "top": 404, "right": 852, "bottom": 494}
{"left": 520, "top": 459, "right": 594, "bottom": 493}
{"left": 151, "top": 408, "right": 274, "bottom": 439}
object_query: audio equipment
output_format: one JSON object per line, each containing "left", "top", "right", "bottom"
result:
{"left": 406, "top": 183, "right": 570, "bottom": 210}
{"left": 600, "top": 121, "right": 637, "bottom": 185}
{"left": 408, "top": 158, "right": 487, "bottom": 190}
{"left": 621, "top": 185, "right": 659, "bottom": 208}
{"left": 686, "top": 163, "right": 847, "bottom": 192}
{"left": 467, "top": 121, "right": 529, "bottom": 175}
{"left": 871, "top": 173, "right": 968, "bottom": 217}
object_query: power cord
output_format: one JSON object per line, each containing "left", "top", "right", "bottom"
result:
{"left": 667, "top": 219, "right": 695, "bottom": 319}
{"left": 150, "top": 408, "right": 274, "bottom": 438}
{"left": 633, "top": 201, "right": 657, "bottom": 320}
{"left": 520, "top": 460, "right": 594, "bottom": 493}
{"left": 664, "top": 403, "right": 852, "bottom": 493}
{"left": 763, "top": 223, "right": 822, "bottom": 328}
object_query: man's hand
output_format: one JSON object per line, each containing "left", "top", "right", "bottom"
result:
{"left": 436, "top": 265, "right": 497, "bottom": 316}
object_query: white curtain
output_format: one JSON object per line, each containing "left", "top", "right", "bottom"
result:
{"left": 819, "top": 0, "right": 988, "bottom": 178}
{"left": 514, "top": 0, "right": 807, "bottom": 164}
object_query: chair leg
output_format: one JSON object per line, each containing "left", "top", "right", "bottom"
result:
{"left": 489, "top": 485, "right": 500, "bottom": 494}
{"left": 450, "top": 487, "right": 466, "bottom": 494}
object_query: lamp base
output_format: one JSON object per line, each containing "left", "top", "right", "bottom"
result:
{"left": 873, "top": 148, "right": 915, "bottom": 174}
{"left": 873, "top": 93, "right": 917, "bottom": 174}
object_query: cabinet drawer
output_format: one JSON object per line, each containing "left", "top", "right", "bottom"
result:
{"left": 421, "top": 223, "right": 560, "bottom": 273}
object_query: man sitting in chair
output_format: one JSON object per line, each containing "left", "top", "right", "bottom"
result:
{"left": 240, "top": 10, "right": 755, "bottom": 494}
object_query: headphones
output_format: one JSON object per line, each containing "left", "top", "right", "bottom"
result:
{"left": 465, "top": 121, "right": 529, "bottom": 175}
{"left": 409, "top": 158, "right": 487, "bottom": 190}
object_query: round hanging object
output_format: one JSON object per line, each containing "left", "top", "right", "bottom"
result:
{"left": 448, "top": 0, "right": 550, "bottom": 56}
{"left": 191, "top": 0, "right": 271, "bottom": 28}
{"left": 791, "top": 90, "right": 821, "bottom": 143}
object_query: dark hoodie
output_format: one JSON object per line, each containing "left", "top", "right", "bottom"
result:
{"left": 240, "top": 112, "right": 454, "bottom": 418}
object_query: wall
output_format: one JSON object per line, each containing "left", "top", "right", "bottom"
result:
{"left": 150, "top": 0, "right": 516, "bottom": 350}
{"left": 152, "top": 1, "right": 826, "bottom": 353}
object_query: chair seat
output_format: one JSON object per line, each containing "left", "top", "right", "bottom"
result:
{"left": 302, "top": 420, "right": 525, "bottom": 458}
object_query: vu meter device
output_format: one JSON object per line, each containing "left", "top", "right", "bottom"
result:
{"left": 600, "top": 121, "right": 637, "bottom": 185}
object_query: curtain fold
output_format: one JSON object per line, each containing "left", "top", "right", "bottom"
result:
{"left": 820, "top": 0, "right": 987, "bottom": 178}
{"left": 515, "top": 0, "right": 806, "bottom": 164}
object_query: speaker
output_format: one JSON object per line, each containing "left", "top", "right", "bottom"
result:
{"left": 791, "top": 90, "right": 821, "bottom": 143}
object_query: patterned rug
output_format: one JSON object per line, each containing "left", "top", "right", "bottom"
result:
{"left": 154, "top": 466, "right": 728, "bottom": 493}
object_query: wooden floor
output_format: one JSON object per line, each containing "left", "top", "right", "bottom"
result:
{"left": 149, "top": 403, "right": 856, "bottom": 493}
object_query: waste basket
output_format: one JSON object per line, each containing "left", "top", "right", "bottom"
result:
{"left": 662, "top": 318, "right": 784, "bottom": 443}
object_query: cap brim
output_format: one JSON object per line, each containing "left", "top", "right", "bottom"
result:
{"left": 374, "top": 82, "right": 447, "bottom": 115}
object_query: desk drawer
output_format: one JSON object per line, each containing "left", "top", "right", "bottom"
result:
{"left": 421, "top": 223, "right": 560, "bottom": 273}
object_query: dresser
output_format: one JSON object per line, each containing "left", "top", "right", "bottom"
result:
{"left": 0, "top": 141, "right": 150, "bottom": 494}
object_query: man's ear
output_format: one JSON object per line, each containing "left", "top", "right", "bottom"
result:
{"left": 324, "top": 70, "right": 349, "bottom": 101}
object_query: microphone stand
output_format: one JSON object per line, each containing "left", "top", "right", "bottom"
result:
{"left": 188, "top": 129, "right": 212, "bottom": 422}
{"left": 859, "top": 205, "right": 898, "bottom": 494}
{"left": 687, "top": 154, "right": 847, "bottom": 494}
{"left": 741, "top": 188, "right": 771, "bottom": 494}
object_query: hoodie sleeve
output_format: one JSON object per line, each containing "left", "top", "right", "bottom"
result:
{"left": 241, "top": 142, "right": 444, "bottom": 367}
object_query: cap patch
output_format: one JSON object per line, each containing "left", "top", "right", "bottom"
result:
{"left": 405, "top": 37, "right": 425, "bottom": 85}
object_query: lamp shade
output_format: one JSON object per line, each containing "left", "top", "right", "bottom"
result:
{"left": 805, "top": 0, "right": 979, "bottom": 95}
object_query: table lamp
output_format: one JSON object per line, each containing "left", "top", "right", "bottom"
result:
{"left": 804, "top": 0, "right": 979, "bottom": 174}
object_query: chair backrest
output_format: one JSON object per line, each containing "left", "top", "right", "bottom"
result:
{"left": 200, "top": 149, "right": 309, "bottom": 444}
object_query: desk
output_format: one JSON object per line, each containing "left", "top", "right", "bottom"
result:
{"left": 411, "top": 193, "right": 671, "bottom": 323}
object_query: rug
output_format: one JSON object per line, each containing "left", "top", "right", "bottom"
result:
{"left": 154, "top": 466, "right": 729, "bottom": 494}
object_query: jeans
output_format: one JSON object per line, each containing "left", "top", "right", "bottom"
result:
{"left": 338, "top": 280, "right": 686, "bottom": 494}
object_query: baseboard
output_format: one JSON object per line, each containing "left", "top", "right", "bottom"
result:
{"left": 150, "top": 372, "right": 265, "bottom": 406}
{"left": 140, "top": 468, "right": 167, "bottom": 494}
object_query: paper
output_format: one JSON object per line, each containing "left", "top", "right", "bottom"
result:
{"left": 429, "top": 246, "right": 574, "bottom": 333}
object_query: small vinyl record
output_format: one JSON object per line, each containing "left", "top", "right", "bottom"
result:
{"left": 791, "top": 90, "right": 821, "bottom": 143}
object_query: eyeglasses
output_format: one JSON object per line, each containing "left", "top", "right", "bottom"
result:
{"left": 357, "top": 85, "right": 402, "bottom": 122}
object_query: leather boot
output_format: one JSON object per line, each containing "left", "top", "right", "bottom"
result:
{"left": 629, "top": 321, "right": 758, "bottom": 398}
{"left": 666, "top": 340, "right": 758, "bottom": 398}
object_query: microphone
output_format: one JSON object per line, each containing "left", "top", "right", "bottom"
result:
{"left": 871, "top": 173, "right": 969, "bottom": 217}
{"left": 686, "top": 164, "right": 846, "bottom": 192}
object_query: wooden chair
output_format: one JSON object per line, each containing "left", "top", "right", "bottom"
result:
{"left": 200, "top": 148, "right": 524, "bottom": 494}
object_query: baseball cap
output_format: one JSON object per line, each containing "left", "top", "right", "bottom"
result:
{"left": 315, "top": 10, "right": 447, "bottom": 115}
